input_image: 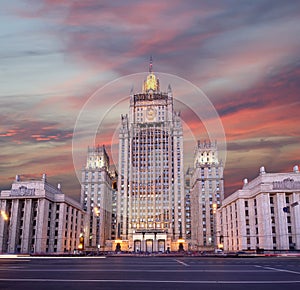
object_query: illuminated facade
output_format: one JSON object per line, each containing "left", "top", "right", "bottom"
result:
{"left": 116, "top": 60, "right": 186, "bottom": 252}
{"left": 0, "top": 174, "right": 84, "bottom": 254}
{"left": 190, "top": 140, "right": 224, "bottom": 250}
{"left": 80, "top": 145, "right": 116, "bottom": 251}
{"left": 217, "top": 166, "right": 300, "bottom": 252}
{"left": 184, "top": 167, "right": 193, "bottom": 241}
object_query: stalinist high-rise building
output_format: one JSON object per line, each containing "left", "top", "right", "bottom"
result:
{"left": 81, "top": 145, "right": 116, "bottom": 251}
{"left": 116, "top": 59, "right": 186, "bottom": 252}
{"left": 190, "top": 140, "right": 224, "bottom": 250}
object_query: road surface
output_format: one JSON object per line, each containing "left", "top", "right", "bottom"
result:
{"left": 0, "top": 255, "right": 299, "bottom": 289}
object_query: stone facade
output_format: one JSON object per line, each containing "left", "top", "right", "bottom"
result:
{"left": 116, "top": 61, "right": 186, "bottom": 252}
{"left": 217, "top": 166, "right": 300, "bottom": 252}
{"left": 80, "top": 145, "right": 117, "bottom": 252}
{"left": 190, "top": 140, "right": 224, "bottom": 251}
{"left": 0, "top": 174, "right": 84, "bottom": 254}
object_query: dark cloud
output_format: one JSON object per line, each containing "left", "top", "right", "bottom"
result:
{"left": 216, "top": 61, "right": 300, "bottom": 117}
{"left": 0, "top": 49, "right": 63, "bottom": 60}
{"left": 227, "top": 137, "right": 299, "bottom": 152}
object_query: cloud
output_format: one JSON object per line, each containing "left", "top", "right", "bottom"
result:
{"left": 0, "top": 117, "right": 73, "bottom": 144}
{"left": 227, "top": 137, "right": 299, "bottom": 153}
{"left": 2, "top": 0, "right": 299, "bottom": 197}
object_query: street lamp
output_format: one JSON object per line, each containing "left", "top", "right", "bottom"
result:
{"left": 1, "top": 210, "right": 8, "bottom": 221}
{"left": 78, "top": 233, "right": 84, "bottom": 251}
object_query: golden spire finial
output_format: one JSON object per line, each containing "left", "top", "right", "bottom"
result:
{"left": 149, "top": 56, "right": 153, "bottom": 73}
{"left": 143, "top": 56, "right": 159, "bottom": 92}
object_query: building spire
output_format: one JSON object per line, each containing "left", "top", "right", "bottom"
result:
{"left": 143, "top": 56, "right": 160, "bottom": 92}
{"left": 149, "top": 56, "right": 153, "bottom": 73}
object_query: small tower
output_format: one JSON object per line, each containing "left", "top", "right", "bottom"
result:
{"left": 81, "top": 145, "right": 114, "bottom": 252}
{"left": 190, "top": 140, "right": 224, "bottom": 251}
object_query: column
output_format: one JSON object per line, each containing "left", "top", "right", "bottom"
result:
{"left": 22, "top": 199, "right": 32, "bottom": 253}
{"left": 141, "top": 232, "right": 146, "bottom": 252}
{"left": 275, "top": 193, "right": 289, "bottom": 250}
{"left": 292, "top": 192, "right": 300, "bottom": 249}
{"left": 0, "top": 200, "right": 7, "bottom": 252}
{"left": 35, "top": 199, "right": 46, "bottom": 253}
{"left": 153, "top": 233, "right": 157, "bottom": 252}
{"left": 7, "top": 200, "right": 19, "bottom": 253}
{"left": 260, "top": 193, "right": 272, "bottom": 250}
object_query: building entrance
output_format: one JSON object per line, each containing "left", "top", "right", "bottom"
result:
{"left": 134, "top": 240, "right": 141, "bottom": 252}
{"left": 132, "top": 231, "right": 167, "bottom": 253}
{"left": 158, "top": 239, "right": 165, "bottom": 252}
{"left": 146, "top": 239, "right": 153, "bottom": 252}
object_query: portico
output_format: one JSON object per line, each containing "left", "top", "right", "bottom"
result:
{"left": 131, "top": 230, "right": 168, "bottom": 252}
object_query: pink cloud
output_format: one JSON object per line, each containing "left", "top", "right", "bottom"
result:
{"left": 0, "top": 129, "right": 18, "bottom": 137}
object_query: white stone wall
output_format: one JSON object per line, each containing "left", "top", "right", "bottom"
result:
{"left": 190, "top": 141, "right": 224, "bottom": 250}
{"left": 218, "top": 169, "right": 300, "bottom": 252}
{"left": 0, "top": 177, "right": 84, "bottom": 254}
{"left": 116, "top": 76, "right": 185, "bottom": 251}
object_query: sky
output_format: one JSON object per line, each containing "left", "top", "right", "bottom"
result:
{"left": 1, "top": 0, "right": 300, "bottom": 201}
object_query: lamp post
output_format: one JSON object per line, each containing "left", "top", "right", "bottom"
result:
{"left": 212, "top": 203, "right": 217, "bottom": 251}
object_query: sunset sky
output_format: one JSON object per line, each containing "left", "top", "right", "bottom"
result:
{"left": 1, "top": 0, "right": 300, "bottom": 200}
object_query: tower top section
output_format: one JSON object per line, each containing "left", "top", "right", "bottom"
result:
{"left": 143, "top": 57, "right": 160, "bottom": 93}
{"left": 194, "top": 140, "right": 220, "bottom": 167}
{"left": 86, "top": 144, "right": 109, "bottom": 169}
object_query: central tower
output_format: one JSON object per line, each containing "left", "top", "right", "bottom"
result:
{"left": 116, "top": 59, "right": 185, "bottom": 252}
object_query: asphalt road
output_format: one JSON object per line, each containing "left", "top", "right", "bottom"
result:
{"left": 0, "top": 256, "right": 299, "bottom": 290}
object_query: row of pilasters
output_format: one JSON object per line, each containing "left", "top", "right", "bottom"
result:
{"left": 5, "top": 199, "right": 35, "bottom": 254}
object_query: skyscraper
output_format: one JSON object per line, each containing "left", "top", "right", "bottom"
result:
{"left": 81, "top": 145, "right": 116, "bottom": 251}
{"left": 116, "top": 59, "right": 186, "bottom": 252}
{"left": 190, "top": 140, "right": 224, "bottom": 251}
